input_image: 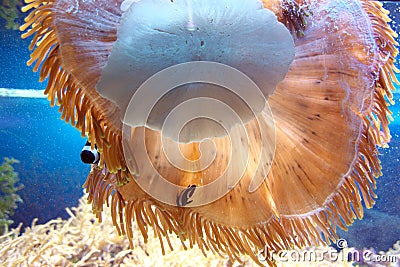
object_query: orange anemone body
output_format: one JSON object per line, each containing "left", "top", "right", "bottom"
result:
{"left": 21, "top": 0, "right": 398, "bottom": 266}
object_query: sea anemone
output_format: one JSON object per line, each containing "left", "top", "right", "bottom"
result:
{"left": 20, "top": 0, "right": 398, "bottom": 265}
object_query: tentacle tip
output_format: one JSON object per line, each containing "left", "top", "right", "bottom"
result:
{"left": 21, "top": 6, "right": 31, "bottom": 13}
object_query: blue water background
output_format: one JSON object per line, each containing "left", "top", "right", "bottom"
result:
{"left": 0, "top": 97, "right": 90, "bottom": 225}
{"left": 0, "top": 1, "right": 399, "bottom": 252}
{"left": 0, "top": 21, "right": 90, "bottom": 226}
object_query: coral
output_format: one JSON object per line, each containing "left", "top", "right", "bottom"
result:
{"left": 2, "top": 194, "right": 396, "bottom": 266}
{"left": 347, "top": 241, "right": 400, "bottom": 267}
{"left": 0, "top": 0, "right": 23, "bottom": 30}
{"left": 0, "top": 196, "right": 242, "bottom": 267}
{"left": 0, "top": 157, "right": 23, "bottom": 235}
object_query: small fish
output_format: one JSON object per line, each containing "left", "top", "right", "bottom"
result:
{"left": 80, "top": 140, "right": 100, "bottom": 164}
{"left": 176, "top": 185, "right": 196, "bottom": 207}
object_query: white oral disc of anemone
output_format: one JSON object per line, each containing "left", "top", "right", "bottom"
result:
{"left": 96, "top": 0, "right": 294, "bottom": 143}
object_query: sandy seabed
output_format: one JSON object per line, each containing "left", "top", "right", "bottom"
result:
{"left": 0, "top": 195, "right": 398, "bottom": 267}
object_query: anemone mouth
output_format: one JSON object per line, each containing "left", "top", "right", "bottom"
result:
{"left": 96, "top": 0, "right": 295, "bottom": 143}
